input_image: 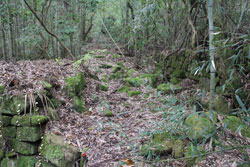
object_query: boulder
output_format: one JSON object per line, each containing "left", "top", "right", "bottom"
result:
{"left": 2, "top": 116, "right": 12, "bottom": 126}
{"left": 0, "top": 96, "right": 26, "bottom": 115}
{"left": 9, "top": 138, "right": 38, "bottom": 155}
{"left": 223, "top": 116, "right": 250, "bottom": 138}
{"left": 39, "top": 133, "right": 81, "bottom": 167}
{"left": 16, "top": 127, "right": 42, "bottom": 142}
{"left": 184, "top": 113, "right": 215, "bottom": 141}
{"left": 65, "top": 72, "right": 85, "bottom": 96}
{"left": 3, "top": 126, "right": 16, "bottom": 138}
{"left": 11, "top": 115, "right": 49, "bottom": 127}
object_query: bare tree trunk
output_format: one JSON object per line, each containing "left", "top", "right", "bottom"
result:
{"left": 208, "top": 0, "right": 216, "bottom": 110}
{"left": 0, "top": 17, "right": 8, "bottom": 60}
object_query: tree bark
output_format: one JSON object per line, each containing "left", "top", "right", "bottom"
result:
{"left": 208, "top": 0, "right": 216, "bottom": 110}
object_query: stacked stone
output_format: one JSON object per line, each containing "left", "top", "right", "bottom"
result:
{"left": 0, "top": 95, "right": 51, "bottom": 167}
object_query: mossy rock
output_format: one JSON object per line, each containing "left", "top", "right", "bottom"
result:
{"left": 105, "top": 110, "right": 113, "bottom": 117}
{"left": 141, "top": 132, "right": 173, "bottom": 156}
{"left": 172, "top": 139, "right": 184, "bottom": 158}
{"left": 1, "top": 157, "right": 17, "bottom": 167}
{"left": 17, "top": 156, "right": 37, "bottom": 167}
{"left": 3, "top": 126, "right": 16, "bottom": 138}
{"left": 170, "top": 70, "right": 186, "bottom": 79}
{"left": 156, "top": 83, "right": 182, "bottom": 94}
{"left": 2, "top": 116, "right": 12, "bottom": 126}
{"left": 36, "top": 159, "right": 56, "bottom": 167}
{"left": 118, "top": 86, "right": 130, "bottom": 93}
{"left": 100, "top": 64, "right": 112, "bottom": 69}
{"left": 214, "top": 96, "right": 232, "bottom": 115}
{"left": 47, "top": 107, "right": 60, "bottom": 121}
{"left": 65, "top": 72, "right": 85, "bottom": 96}
{"left": 9, "top": 138, "right": 38, "bottom": 155}
{"left": 98, "top": 84, "right": 108, "bottom": 91}
{"left": 125, "top": 77, "right": 143, "bottom": 87}
{"left": 11, "top": 115, "right": 49, "bottom": 127}
{"left": 223, "top": 116, "right": 250, "bottom": 138}
{"left": 184, "top": 113, "right": 215, "bottom": 141}
{"left": 184, "top": 145, "right": 206, "bottom": 167}
{"left": 39, "top": 133, "right": 81, "bottom": 167}
{"left": 0, "top": 95, "right": 26, "bottom": 115}
{"left": 16, "top": 127, "right": 42, "bottom": 142}
{"left": 0, "top": 84, "right": 5, "bottom": 95}
{"left": 72, "top": 97, "right": 86, "bottom": 114}
{"left": 128, "top": 90, "right": 142, "bottom": 97}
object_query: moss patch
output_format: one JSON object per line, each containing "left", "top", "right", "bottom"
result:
{"left": 72, "top": 97, "right": 86, "bottom": 114}
{"left": 1, "top": 95, "right": 26, "bottom": 115}
{"left": 98, "top": 84, "right": 108, "bottom": 91}
{"left": 214, "top": 96, "right": 232, "bottom": 115}
{"left": 2, "top": 116, "right": 12, "bottom": 126}
{"left": 105, "top": 110, "right": 113, "bottom": 117}
{"left": 0, "top": 84, "right": 5, "bottom": 95}
{"left": 156, "top": 83, "right": 182, "bottom": 94}
{"left": 223, "top": 116, "right": 250, "bottom": 138}
{"left": 65, "top": 72, "right": 85, "bottom": 96}
{"left": 100, "top": 64, "right": 112, "bottom": 69}
{"left": 39, "top": 133, "right": 80, "bottom": 167}
{"left": 3, "top": 126, "right": 16, "bottom": 138}
{"left": 17, "top": 156, "right": 37, "bottom": 167}
{"left": 11, "top": 115, "right": 49, "bottom": 126}
{"left": 184, "top": 113, "right": 215, "bottom": 141}
{"left": 125, "top": 77, "right": 143, "bottom": 87}
{"left": 128, "top": 90, "right": 142, "bottom": 97}
{"left": 9, "top": 138, "right": 38, "bottom": 155}
{"left": 118, "top": 86, "right": 130, "bottom": 93}
{"left": 17, "top": 127, "right": 42, "bottom": 142}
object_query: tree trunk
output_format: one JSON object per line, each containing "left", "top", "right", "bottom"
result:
{"left": 208, "top": 0, "right": 216, "bottom": 110}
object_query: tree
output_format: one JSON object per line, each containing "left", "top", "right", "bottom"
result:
{"left": 208, "top": 0, "right": 216, "bottom": 110}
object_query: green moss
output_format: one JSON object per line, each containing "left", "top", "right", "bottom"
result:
{"left": 0, "top": 148, "right": 4, "bottom": 160}
{"left": 36, "top": 160, "right": 56, "bottom": 167}
{"left": 223, "top": 116, "right": 250, "bottom": 138}
{"left": 9, "top": 138, "right": 38, "bottom": 155}
{"left": 39, "top": 133, "right": 80, "bottom": 167}
{"left": 127, "top": 69, "right": 136, "bottom": 76}
{"left": 109, "top": 71, "right": 125, "bottom": 80}
{"left": 105, "top": 110, "right": 113, "bottom": 117}
{"left": 1, "top": 96, "right": 26, "bottom": 115}
{"left": 50, "top": 98, "right": 59, "bottom": 109}
{"left": 2, "top": 116, "right": 12, "bottom": 126}
{"left": 39, "top": 81, "right": 52, "bottom": 90}
{"left": 185, "top": 145, "right": 206, "bottom": 167}
{"left": 172, "top": 139, "right": 184, "bottom": 158}
{"left": 0, "top": 84, "right": 5, "bottom": 95}
{"left": 117, "top": 62, "right": 125, "bottom": 68}
{"left": 118, "top": 86, "right": 130, "bottom": 93}
{"left": 128, "top": 90, "right": 142, "bottom": 97}
{"left": 72, "top": 97, "right": 86, "bottom": 114}
{"left": 125, "top": 77, "right": 143, "bottom": 87}
{"left": 17, "top": 156, "right": 37, "bottom": 167}
{"left": 170, "top": 77, "right": 180, "bottom": 84}
{"left": 184, "top": 113, "right": 215, "bottom": 141}
{"left": 65, "top": 72, "right": 85, "bottom": 96}
{"left": 112, "top": 54, "right": 120, "bottom": 58}
{"left": 3, "top": 126, "right": 16, "bottom": 138}
{"left": 16, "top": 127, "right": 41, "bottom": 142}
{"left": 11, "top": 115, "right": 49, "bottom": 126}
{"left": 156, "top": 83, "right": 182, "bottom": 94}
{"left": 1, "top": 157, "right": 17, "bottom": 167}
{"left": 112, "top": 66, "right": 122, "bottom": 73}
{"left": 100, "top": 64, "right": 112, "bottom": 69}
{"left": 99, "top": 84, "right": 108, "bottom": 91}
{"left": 141, "top": 132, "right": 174, "bottom": 156}
{"left": 101, "top": 75, "right": 108, "bottom": 83}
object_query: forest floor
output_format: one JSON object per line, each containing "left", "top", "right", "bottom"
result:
{"left": 0, "top": 42, "right": 249, "bottom": 167}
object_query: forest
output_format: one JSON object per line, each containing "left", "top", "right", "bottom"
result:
{"left": 0, "top": 0, "right": 249, "bottom": 167}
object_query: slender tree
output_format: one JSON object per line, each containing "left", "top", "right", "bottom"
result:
{"left": 208, "top": 0, "right": 216, "bottom": 110}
